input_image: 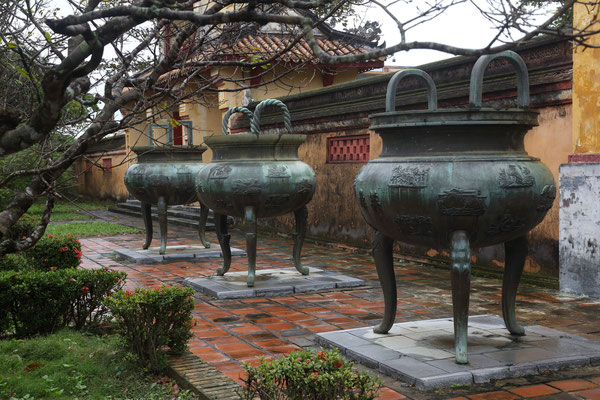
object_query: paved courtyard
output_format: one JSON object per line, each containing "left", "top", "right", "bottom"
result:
{"left": 82, "top": 213, "right": 600, "bottom": 399}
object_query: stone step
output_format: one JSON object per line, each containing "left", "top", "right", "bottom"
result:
{"left": 109, "top": 200, "right": 218, "bottom": 231}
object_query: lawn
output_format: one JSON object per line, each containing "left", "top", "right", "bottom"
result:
{"left": 0, "top": 330, "right": 197, "bottom": 400}
{"left": 24, "top": 199, "right": 117, "bottom": 222}
{"left": 46, "top": 221, "right": 141, "bottom": 237}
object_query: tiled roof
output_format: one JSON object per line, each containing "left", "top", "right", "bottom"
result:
{"left": 217, "top": 33, "right": 382, "bottom": 65}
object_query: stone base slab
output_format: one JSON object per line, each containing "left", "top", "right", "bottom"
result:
{"left": 113, "top": 244, "right": 245, "bottom": 264}
{"left": 317, "top": 315, "right": 600, "bottom": 390}
{"left": 184, "top": 267, "right": 364, "bottom": 299}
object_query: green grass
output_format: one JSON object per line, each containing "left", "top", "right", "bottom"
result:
{"left": 25, "top": 199, "right": 118, "bottom": 222}
{"left": 45, "top": 222, "right": 140, "bottom": 237}
{"left": 0, "top": 330, "right": 197, "bottom": 399}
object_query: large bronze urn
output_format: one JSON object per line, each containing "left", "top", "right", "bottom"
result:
{"left": 195, "top": 99, "right": 316, "bottom": 287}
{"left": 124, "top": 145, "right": 211, "bottom": 254}
{"left": 353, "top": 51, "right": 556, "bottom": 364}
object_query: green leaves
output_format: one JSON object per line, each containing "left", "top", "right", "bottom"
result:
{"left": 104, "top": 285, "right": 195, "bottom": 372}
{"left": 241, "top": 348, "right": 382, "bottom": 400}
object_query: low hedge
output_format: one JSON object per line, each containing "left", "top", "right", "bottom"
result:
{"left": 25, "top": 234, "right": 82, "bottom": 270}
{"left": 105, "top": 286, "right": 195, "bottom": 372}
{"left": 0, "top": 268, "right": 126, "bottom": 337}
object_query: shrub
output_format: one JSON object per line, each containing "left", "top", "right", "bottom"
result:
{"left": 104, "top": 285, "right": 195, "bottom": 372}
{"left": 0, "top": 268, "right": 126, "bottom": 337}
{"left": 5, "top": 216, "right": 37, "bottom": 241}
{"left": 25, "top": 234, "right": 82, "bottom": 270}
{"left": 241, "top": 348, "right": 382, "bottom": 400}
{"left": 0, "top": 254, "right": 32, "bottom": 272}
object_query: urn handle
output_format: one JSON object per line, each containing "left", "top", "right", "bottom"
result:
{"left": 221, "top": 106, "right": 254, "bottom": 135}
{"left": 386, "top": 69, "right": 438, "bottom": 112}
{"left": 251, "top": 99, "right": 292, "bottom": 136}
{"left": 469, "top": 50, "right": 530, "bottom": 108}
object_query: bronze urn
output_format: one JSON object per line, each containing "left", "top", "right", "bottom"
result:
{"left": 124, "top": 140, "right": 211, "bottom": 255}
{"left": 195, "top": 99, "right": 316, "bottom": 287}
{"left": 353, "top": 51, "right": 556, "bottom": 363}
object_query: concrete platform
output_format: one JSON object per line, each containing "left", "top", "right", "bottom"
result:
{"left": 113, "top": 244, "right": 246, "bottom": 263}
{"left": 317, "top": 315, "right": 600, "bottom": 390}
{"left": 184, "top": 267, "right": 364, "bottom": 299}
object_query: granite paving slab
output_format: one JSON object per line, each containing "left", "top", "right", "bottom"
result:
{"left": 113, "top": 244, "right": 246, "bottom": 264}
{"left": 316, "top": 315, "right": 600, "bottom": 390}
{"left": 184, "top": 267, "right": 364, "bottom": 299}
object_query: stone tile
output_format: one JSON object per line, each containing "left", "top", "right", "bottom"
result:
{"left": 535, "top": 356, "right": 591, "bottom": 373}
{"left": 379, "top": 357, "right": 447, "bottom": 382}
{"left": 472, "top": 367, "right": 512, "bottom": 383}
{"left": 398, "top": 345, "right": 455, "bottom": 361}
{"left": 374, "top": 335, "right": 418, "bottom": 351}
{"left": 427, "top": 354, "right": 504, "bottom": 373}
{"left": 485, "top": 347, "right": 559, "bottom": 364}
{"left": 416, "top": 371, "right": 473, "bottom": 390}
{"left": 346, "top": 344, "right": 403, "bottom": 368}
{"left": 468, "top": 315, "right": 507, "bottom": 330}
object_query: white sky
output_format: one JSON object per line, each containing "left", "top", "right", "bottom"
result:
{"left": 362, "top": 2, "right": 556, "bottom": 67}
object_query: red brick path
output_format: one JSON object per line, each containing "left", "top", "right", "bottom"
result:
{"left": 81, "top": 223, "right": 600, "bottom": 400}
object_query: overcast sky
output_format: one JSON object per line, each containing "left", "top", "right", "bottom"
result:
{"left": 363, "top": 2, "right": 555, "bottom": 67}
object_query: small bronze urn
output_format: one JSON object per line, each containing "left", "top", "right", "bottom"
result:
{"left": 196, "top": 99, "right": 316, "bottom": 287}
{"left": 125, "top": 143, "right": 211, "bottom": 254}
{"left": 353, "top": 51, "right": 556, "bottom": 364}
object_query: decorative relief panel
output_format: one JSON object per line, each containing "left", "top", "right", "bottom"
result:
{"left": 267, "top": 165, "right": 290, "bottom": 178}
{"left": 296, "top": 180, "right": 314, "bottom": 195}
{"left": 369, "top": 192, "right": 382, "bottom": 213}
{"left": 232, "top": 179, "right": 261, "bottom": 195}
{"left": 388, "top": 166, "right": 430, "bottom": 188}
{"left": 210, "top": 165, "right": 232, "bottom": 179}
{"left": 536, "top": 184, "right": 556, "bottom": 211}
{"left": 498, "top": 165, "right": 535, "bottom": 188}
{"left": 438, "top": 189, "right": 487, "bottom": 216}
{"left": 394, "top": 215, "right": 433, "bottom": 237}
{"left": 486, "top": 215, "right": 525, "bottom": 235}
{"left": 265, "top": 195, "right": 290, "bottom": 209}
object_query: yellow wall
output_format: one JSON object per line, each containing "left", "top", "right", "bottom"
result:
{"left": 572, "top": 3, "right": 600, "bottom": 153}
{"left": 75, "top": 151, "right": 129, "bottom": 200}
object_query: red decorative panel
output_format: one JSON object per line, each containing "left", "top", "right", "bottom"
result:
{"left": 85, "top": 160, "right": 93, "bottom": 173}
{"left": 327, "top": 135, "right": 370, "bottom": 164}
{"left": 102, "top": 158, "right": 112, "bottom": 173}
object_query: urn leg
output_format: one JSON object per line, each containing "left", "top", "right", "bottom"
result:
{"left": 198, "top": 203, "right": 210, "bottom": 249}
{"left": 245, "top": 206, "right": 257, "bottom": 287}
{"left": 292, "top": 205, "right": 309, "bottom": 275}
{"left": 157, "top": 197, "right": 167, "bottom": 255}
{"left": 141, "top": 202, "right": 153, "bottom": 250}
{"left": 372, "top": 230, "right": 396, "bottom": 334}
{"left": 215, "top": 214, "right": 231, "bottom": 276}
{"left": 451, "top": 230, "right": 471, "bottom": 364}
{"left": 502, "top": 235, "right": 528, "bottom": 336}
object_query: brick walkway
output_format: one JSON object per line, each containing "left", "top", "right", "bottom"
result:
{"left": 81, "top": 218, "right": 600, "bottom": 400}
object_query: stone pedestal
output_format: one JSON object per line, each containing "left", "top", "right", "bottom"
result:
{"left": 559, "top": 160, "right": 600, "bottom": 298}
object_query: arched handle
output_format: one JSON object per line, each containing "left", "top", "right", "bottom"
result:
{"left": 221, "top": 106, "right": 254, "bottom": 135}
{"left": 386, "top": 69, "right": 438, "bottom": 112}
{"left": 469, "top": 50, "right": 530, "bottom": 108}
{"left": 251, "top": 99, "right": 292, "bottom": 135}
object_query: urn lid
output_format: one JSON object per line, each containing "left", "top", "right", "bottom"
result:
{"left": 131, "top": 145, "right": 207, "bottom": 163}
{"left": 370, "top": 50, "right": 539, "bottom": 131}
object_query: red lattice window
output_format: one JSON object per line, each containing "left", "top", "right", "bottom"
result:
{"left": 102, "top": 158, "right": 112, "bottom": 173}
{"left": 327, "top": 135, "right": 370, "bottom": 163}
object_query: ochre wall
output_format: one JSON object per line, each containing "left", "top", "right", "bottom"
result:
{"left": 75, "top": 151, "right": 129, "bottom": 200}
{"left": 572, "top": 2, "right": 600, "bottom": 153}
